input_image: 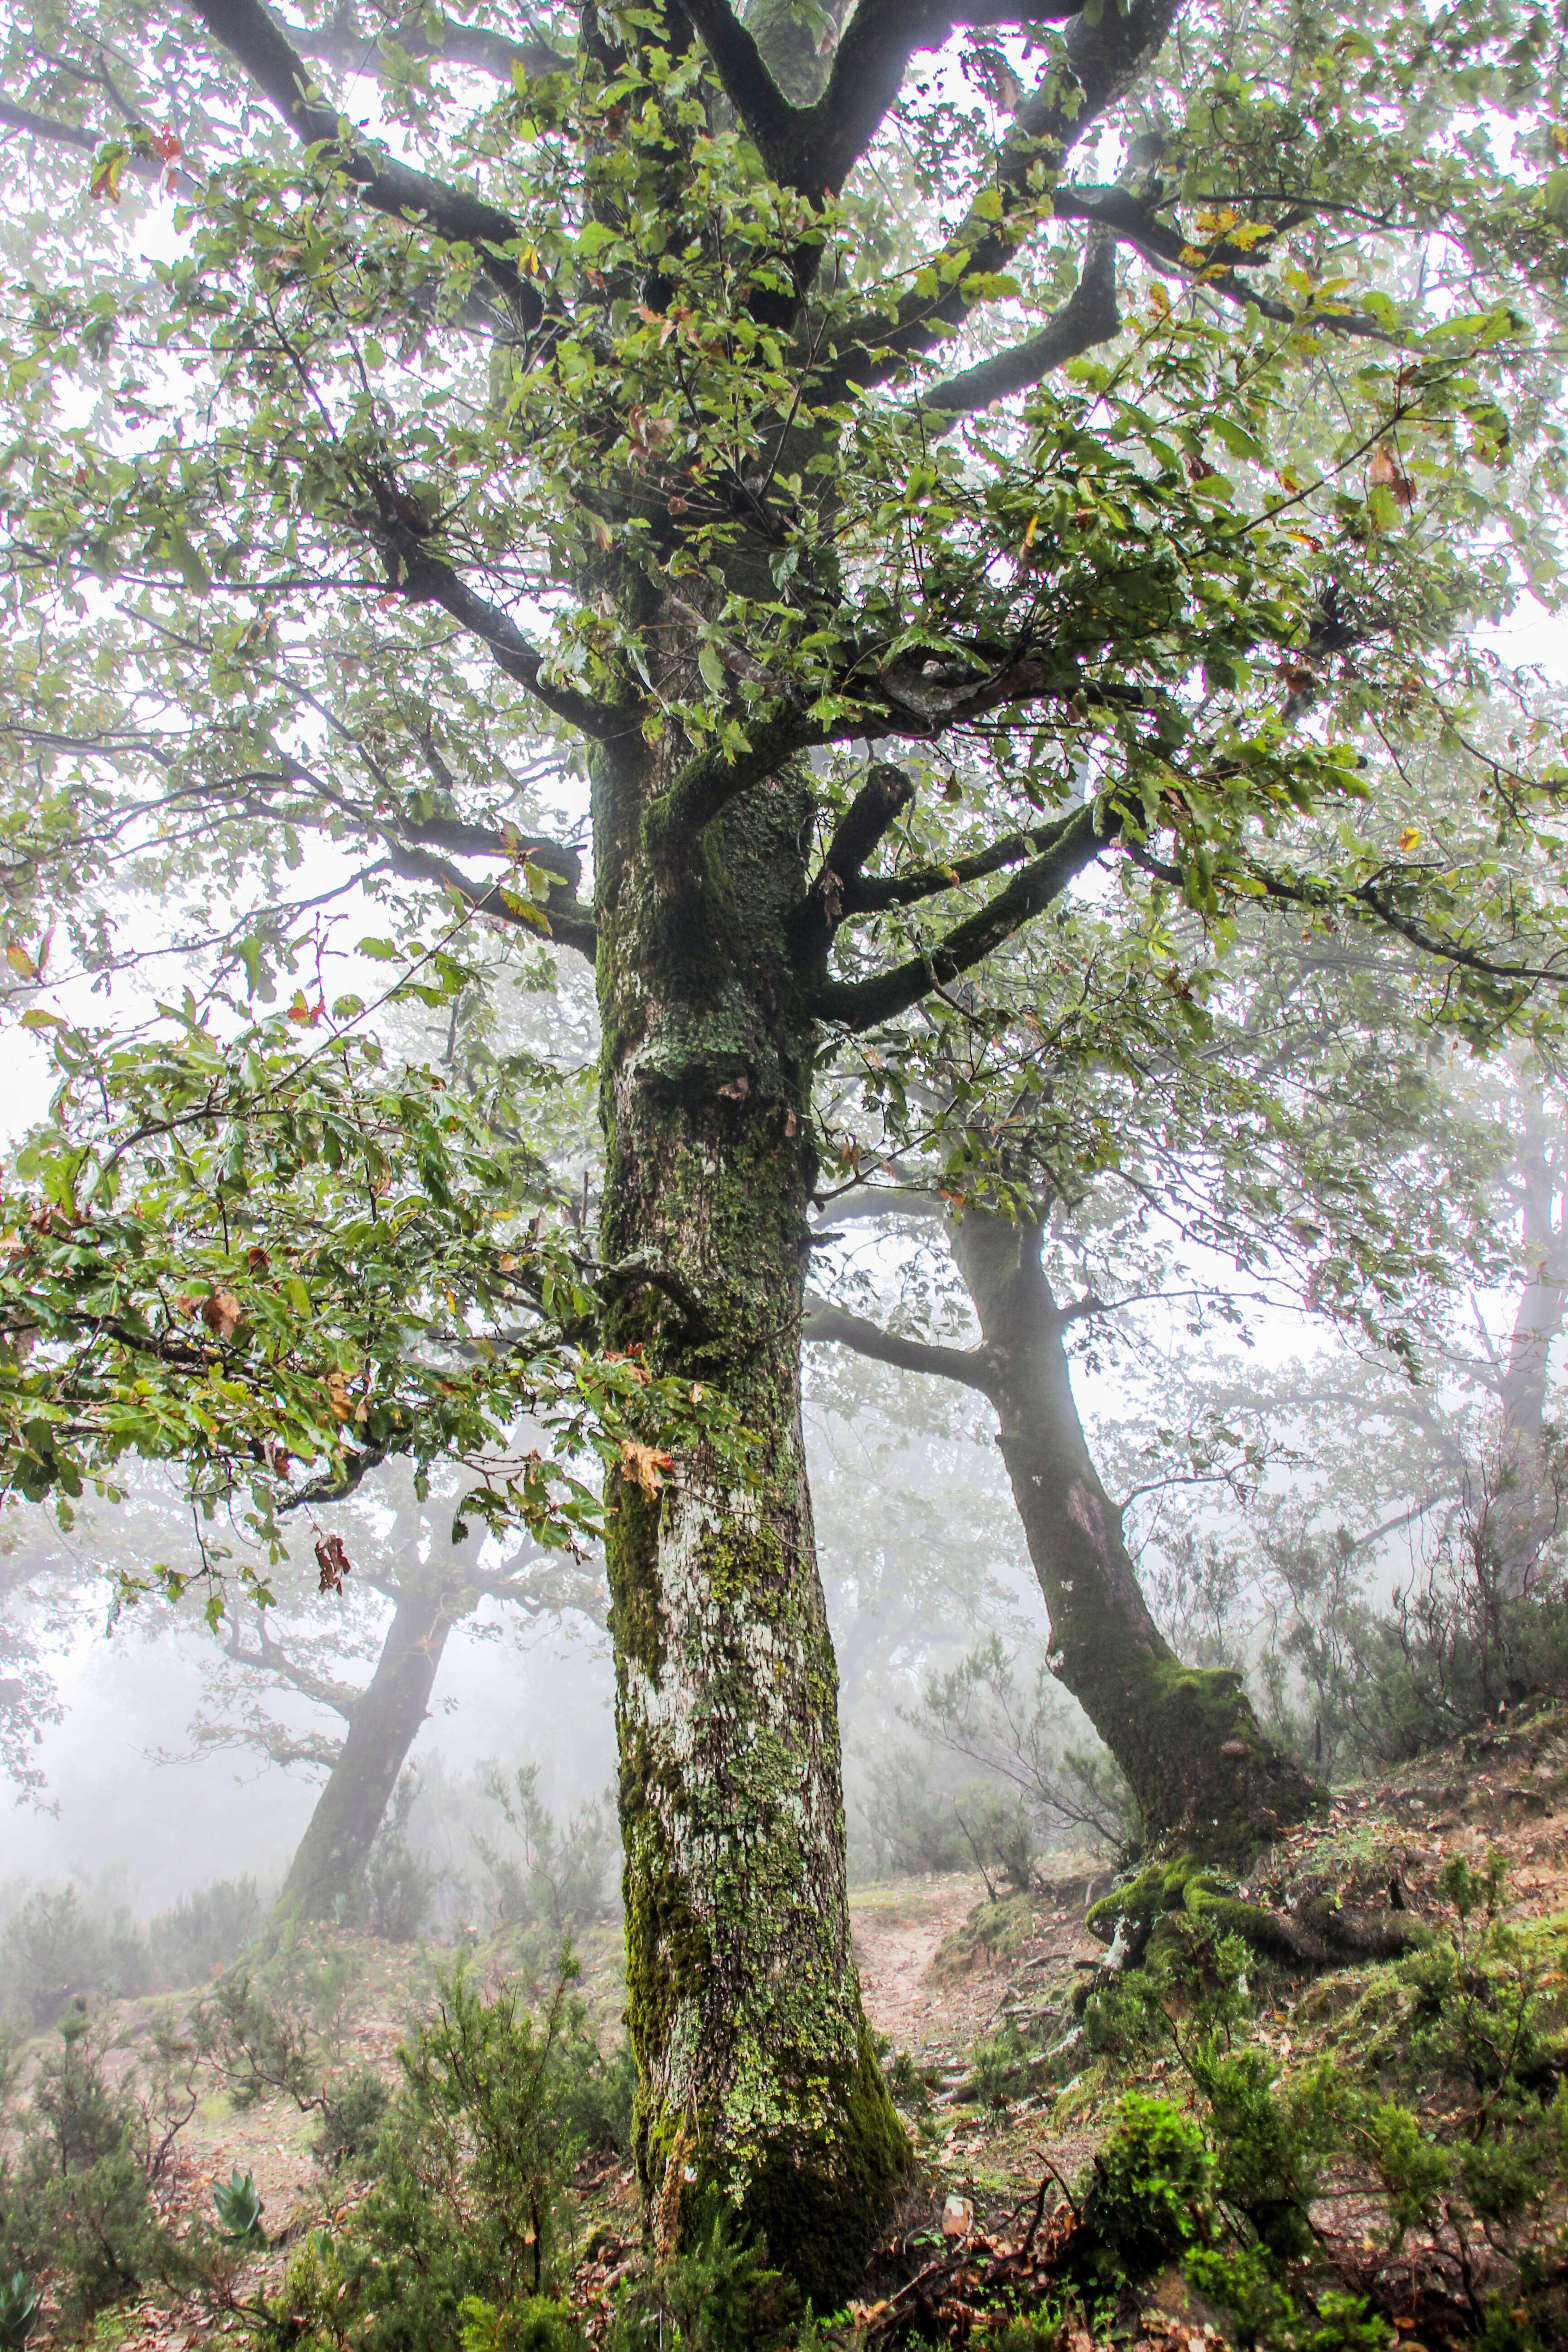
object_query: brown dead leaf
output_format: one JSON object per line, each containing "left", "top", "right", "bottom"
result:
{"left": 325, "top": 1369, "right": 354, "bottom": 1422}
{"left": 201, "top": 1289, "right": 242, "bottom": 1341}
{"left": 715, "top": 1072, "right": 750, "bottom": 1100}
{"left": 619, "top": 1438, "right": 675, "bottom": 1497}
{"left": 1370, "top": 442, "right": 1416, "bottom": 508}
{"left": 245, "top": 1245, "right": 270, "bottom": 1274}
{"left": 315, "top": 1532, "right": 353, "bottom": 1594}
{"left": 627, "top": 404, "right": 677, "bottom": 458}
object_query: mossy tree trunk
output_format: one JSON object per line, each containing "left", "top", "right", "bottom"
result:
{"left": 273, "top": 1579, "right": 457, "bottom": 1925}
{"left": 949, "top": 1213, "right": 1321, "bottom": 1863}
{"left": 593, "top": 725, "right": 907, "bottom": 2300}
{"left": 808, "top": 1203, "right": 1321, "bottom": 1868}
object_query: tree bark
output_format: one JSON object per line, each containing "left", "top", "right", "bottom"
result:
{"left": 594, "top": 727, "right": 907, "bottom": 2300}
{"left": 272, "top": 1579, "right": 457, "bottom": 1924}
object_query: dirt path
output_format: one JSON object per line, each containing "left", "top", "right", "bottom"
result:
{"left": 849, "top": 1874, "right": 989, "bottom": 2053}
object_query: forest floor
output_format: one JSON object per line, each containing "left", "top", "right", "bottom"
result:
{"left": 10, "top": 1700, "right": 1568, "bottom": 2349}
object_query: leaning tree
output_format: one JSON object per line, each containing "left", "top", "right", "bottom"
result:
{"left": 5, "top": 0, "right": 1568, "bottom": 2284}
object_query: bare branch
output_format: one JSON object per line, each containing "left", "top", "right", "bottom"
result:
{"left": 283, "top": 5, "right": 565, "bottom": 86}
{"left": 921, "top": 231, "right": 1119, "bottom": 425}
{"left": 816, "top": 0, "right": 1177, "bottom": 393}
{"left": 0, "top": 93, "right": 160, "bottom": 172}
{"left": 803, "top": 1294, "right": 995, "bottom": 1393}
{"left": 813, "top": 799, "right": 1117, "bottom": 1031}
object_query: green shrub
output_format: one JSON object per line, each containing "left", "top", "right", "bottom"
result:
{"left": 0, "top": 1887, "right": 149, "bottom": 2029}
{"left": 353, "top": 1771, "right": 436, "bottom": 1944}
{"left": 1075, "top": 2092, "right": 1211, "bottom": 2285}
{"left": 312, "top": 2064, "right": 392, "bottom": 2173}
{"left": 604, "top": 2190, "right": 799, "bottom": 2352}
{"left": 0, "top": 2005, "right": 205, "bottom": 2330}
{"left": 267, "top": 1955, "right": 619, "bottom": 2352}
{"left": 460, "top": 2295, "right": 587, "bottom": 2352}
{"left": 1189, "top": 2043, "right": 1341, "bottom": 2260}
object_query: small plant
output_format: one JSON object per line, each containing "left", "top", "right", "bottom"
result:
{"left": 312, "top": 2064, "right": 392, "bottom": 2172}
{"left": 213, "top": 2170, "right": 269, "bottom": 2252}
{"left": 605, "top": 2189, "right": 799, "bottom": 2352}
{"left": 257, "top": 1951, "right": 624, "bottom": 2352}
{"left": 459, "top": 2295, "right": 587, "bottom": 2352}
{"left": 474, "top": 1765, "right": 617, "bottom": 1941}
{"left": 358, "top": 1772, "right": 436, "bottom": 1944}
{"left": 0, "top": 2273, "right": 39, "bottom": 2352}
{"left": 0, "top": 2002, "right": 205, "bottom": 2329}
{"left": 147, "top": 1875, "right": 263, "bottom": 1987}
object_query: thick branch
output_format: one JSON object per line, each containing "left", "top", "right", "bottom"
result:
{"left": 813, "top": 798, "right": 1117, "bottom": 1030}
{"left": 0, "top": 94, "right": 161, "bottom": 173}
{"left": 817, "top": 764, "right": 916, "bottom": 892}
{"left": 802, "top": 1294, "right": 994, "bottom": 1393}
{"left": 817, "top": 0, "right": 1177, "bottom": 393}
{"left": 681, "top": 0, "right": 798, "bottom": 173}
{"left": 844, "top": 800, "right": 1100, "bottom": 916}
{"left": 387, "top": 539, "right": 620, "bottom": 739}
{"left": 284, "top": 6, "right": 564, "bottom": 85}
{"left": 386, "top": 837, "right": 597, "bottom": 960}
{"left": 1053, "top": 185, "right": 1397, "bottom": 343}
{"left": 642, "top": 705, "right": 821, "bottom": 850}
{"left": 182, "top": 0, "right": 540, "bottom": 316}
{"left": 921, "top": 231, "right": 1120, "bottom": 424}
{"left": 688, "top": 0, "right": 1084, "bottom": 207}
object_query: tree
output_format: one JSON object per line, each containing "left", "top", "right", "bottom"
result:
{"left": 166, "top": 1465, "right": 601, "bottom": 1923}
{"left": 802, "top": 887, "right": 1509, "bottom": 1860}
{"left": 4, "top": 0, "right": 1568, "bottom": 2286}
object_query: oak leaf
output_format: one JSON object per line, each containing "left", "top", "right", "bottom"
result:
{"left": 1369, "top": 443, "right": 1416, "bottom": 508}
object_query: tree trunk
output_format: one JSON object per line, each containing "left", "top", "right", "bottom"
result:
{"left": 948, "top": 1211, "right": 1321, "bottom": 1865}
{"left": 273, "top": 1580, "right": 456, "bottom": 1924}
{"left": 594, "top": 732, "right": 907, "bottom": 2300}
{"left": 1495, "top": 1103, "right": 1567, "bottom": 1595}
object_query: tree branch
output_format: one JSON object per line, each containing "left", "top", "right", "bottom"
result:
{"left": 0, "top": 93, "right": 160, "bottom": 173}
{"left": 802, "top": 1293, "right": 995, "bottom": 1393}
{"left": 384, "top": 837, "right": 597, "bottom": 960}
{"left": 1052, "top": 186, "right": 1398, "bottom": 343}
{"left": 921, "top": 230, "right": 1120, "bottom": 424}
{"left": 385, "top": 538, "right": 622, "bottom": 740}
{"left": 283, "top": 5, "right": 565, "bottom": 86}
{"left": 843, "top": 799, "right": 1103, "bottom": 917}
{"left": 822, "top": 763, "right": 916, "bottom": 882}
{"left": 182, "top": 0, "right": 541, "bottom": 318}
{"left": 680, "top": 0, "right": 798, "bottom": 175}
{"left": 642, "top": 704, "right": 822, "bottom": 851}
{"left": 815, "top": 0, "right": 1177, "bottom": 394}
{"left": 813, "top": 798, "right": 1117, "bottom": 1030}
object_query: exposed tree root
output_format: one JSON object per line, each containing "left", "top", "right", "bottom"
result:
{"left": 1084, "top": 1853, "right": 1428, "bottom": 1980}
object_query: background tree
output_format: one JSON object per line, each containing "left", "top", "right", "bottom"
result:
{"left": 4, "top": 0, "right": 1568, "bottom": 2286}
{"left": 167, "top": 1465, "right": 602, "bottom": 1924}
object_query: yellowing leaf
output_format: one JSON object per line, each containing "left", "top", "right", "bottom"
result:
{"left": 619, "top": 1438, "right": 674, "bottom": 1496}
